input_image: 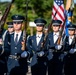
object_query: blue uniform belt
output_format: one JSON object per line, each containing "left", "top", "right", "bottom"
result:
{"left": 49, "top": 49, "right": 62, "bottom": 53}
{"left": 9, "top": 55, "right": 20, "bottom": 60}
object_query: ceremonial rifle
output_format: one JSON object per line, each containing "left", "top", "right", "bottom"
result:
{"left": 57, "top": 23, "right": 65, "bottom": 45}
{"left": 0, "top": 0, "right": 14, "bottom": 55}
{"left": 0, "top": 0, "right": 14, "bottom": 30}
{"left": 21, "top": 0, "right": 30, "bottom": 51}
{"left": 38, "top": 9, "right": 58, "bottom": 52}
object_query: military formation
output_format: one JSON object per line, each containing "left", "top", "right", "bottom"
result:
{"left": 0, "top": 14, "right": 76, "bottom": 75}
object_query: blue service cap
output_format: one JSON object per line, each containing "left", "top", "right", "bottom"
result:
{"left": 67, "top": 24, "right": 76, "bottom": 30}
{"left": 34, "top": 18, "right": 47, "bottom": 26}
{"left": 52, "top": 20, "right": 62, "bottom": 26}
{"left": 11, "top": 15, "right": 25, "bottom": 22}
{"left": 7, "top": 22, "right": 13, "bottom": 28}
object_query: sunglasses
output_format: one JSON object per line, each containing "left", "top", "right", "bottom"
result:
{"left": 53, "top": 25, "right": 60, "bottom": 26}
{"left": 13, "top": 21, "right": 22, "bottom": 24}
{"left": 8, "top": 27, "right": 13, "bottom": 28}
{"left": 37, "top": 25, "right": 44, "bottom": 27}
{"left": 68, "top": 29, "right": 75, "bottom": 31}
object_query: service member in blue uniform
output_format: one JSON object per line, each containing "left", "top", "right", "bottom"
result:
{"left": 3, "top": 22, "right": 14, "bottom": 42}
{"left": 64, "top": 24, "right": 76, "bottom": 75}
{"left": 7, "top": 22, "right": 14, "bottom": 34}
{"left": 47, "top": 20, "right": 64, "bottom": 75}
{"left": 7, "top": 15, "right": 28, "bottom": 75}
{"left": 27, "top": 18, "right": 48, "bottom": 75}
{"left": 0, "top": 28, "right": 10, "bottom": 75}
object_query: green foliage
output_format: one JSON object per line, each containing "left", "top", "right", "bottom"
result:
{"left": 0, "top": 0, "right": 76, "bottom": 34}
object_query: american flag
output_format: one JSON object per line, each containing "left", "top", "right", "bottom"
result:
{"left": 52, "top": 0, "right": 65, "bottom": 26}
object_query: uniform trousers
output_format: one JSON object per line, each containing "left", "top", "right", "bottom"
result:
{"left": 64, "top": 54, "right": 76, "bottom": 75}
{"left": 31, "top": 57, "right": 47, "bottom": 75}
{"left": 47, "top": 53, "right": 63, "bottom": 75}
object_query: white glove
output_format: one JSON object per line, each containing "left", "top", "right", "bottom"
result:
{"left": 55, "top": 45, "right": 62, "bottom": 50}
{"left": 21, "top": 51, "right": 28, "bottom": 58}
{"left": 37, "top": 51, "right": 44, "bottom": 57}
{"left": 69, "top": 49, "right": 75, "bottom": 54}
{"left": 74, "top": 49, "right": 76, "bottom": 52}
{"left": 0, "top": 39, "right": 3, "bottom": 45}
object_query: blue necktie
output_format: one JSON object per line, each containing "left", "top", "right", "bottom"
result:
{"left": 15, "top": 34, "right": 18, "bottom": 44}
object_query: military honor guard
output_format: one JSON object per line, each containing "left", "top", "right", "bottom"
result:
{"left": 26, "top": 18, "right": 48, "bottom": 75}
{"left": 47, "top": 20, "right": 64, "bottom": 75}
{"left": 7, "top": 15, "right": 28, "bottom": 75}
{"left": 64, "top": 24, "right": 76, "bottom": 75}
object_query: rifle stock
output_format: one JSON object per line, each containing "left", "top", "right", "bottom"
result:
{"left": 57, "top": 36, "right": 62, "bottom": 45}
{"left": 21, "top": 29, "right": 26, "bottom": 51}
{"left": 57, "top": 25, "right": 65, "bottom": 45}
{"left": 57, "top": 27, "right": 64, "bottom": 45}
{"left": 57, "top": 15, "right": 66, "bottom": 45}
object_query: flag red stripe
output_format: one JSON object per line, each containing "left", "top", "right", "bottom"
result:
{"left": 57, "top": 9, "right": 65, "bottom": 21}
{"left": 52, "top": 0, "right": 65, "bottom": 26}
{"left": 60, "top": 5, "right": 64, "bottom": 13}
{"left": 53, "top": 5, "right": 65, "bottom": 21}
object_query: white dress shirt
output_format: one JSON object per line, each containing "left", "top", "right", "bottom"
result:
{"left": 36, "top": 33, "right": 42, "bottom": 46}
{"left": 69, "top": 36, "right": 74, "bottom": 45}
{"left": 14, "top": 31, "right": 22, "bottom": 42}
{"left": 53, "top": 32, "right": 59, "bottom": 43}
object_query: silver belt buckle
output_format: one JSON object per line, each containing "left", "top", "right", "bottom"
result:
{"left": 9, "top": 55, "right": 17, "bottom": 60}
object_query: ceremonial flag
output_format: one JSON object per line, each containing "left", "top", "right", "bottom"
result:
{"left": 65, "top": 10, "right": 73, "bottom": 36}
{"left": 65, "top": 0, "right": 74, "bottom": 36}
{"left": 52, "top": 0, "right": 65, "bottom": 27}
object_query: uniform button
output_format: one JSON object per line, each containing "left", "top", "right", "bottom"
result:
{"left": 15, "top": 53, "right": 17, "bottom": 55}
{"left": 15, "top": 47, "right": 17, "bottom": 49}
{"left": 37, "top": 48, "right": 38, "bottom": 50}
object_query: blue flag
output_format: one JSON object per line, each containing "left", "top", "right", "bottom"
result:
{"left": 65, "top": 10, "right": 73, "bottom": 36}
{"left": 65, "top": 0, "right": 74, "bottom": 36}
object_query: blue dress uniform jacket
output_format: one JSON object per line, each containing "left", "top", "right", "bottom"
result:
{"left": 27, "top": 34, "right": 47, "bottom": 75}
{"left": 0, "top": 39, "right": 9, "bottom": 75}
{"left": 7, "top": 32, "right": 28, "bottom": 75}
{"left": 0, "top": 29, "right": 10, "bottom": 75}
{"left": 64, "top": 36, "right": 76, "bottom": 75}
{"left": 47, "top": 32, "right": 63, "bottom": 75}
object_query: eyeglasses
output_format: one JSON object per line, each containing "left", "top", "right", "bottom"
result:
{"left": 13, "top": 21, "right": 22, "bottom": 24}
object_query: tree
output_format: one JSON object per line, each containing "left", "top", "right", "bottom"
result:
{"left": 0, "top": 0, "right": 76, "bottom": 34}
